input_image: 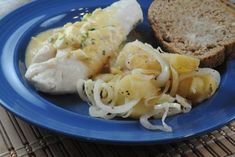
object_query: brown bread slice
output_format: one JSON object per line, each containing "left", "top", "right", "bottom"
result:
{"left": 148, "top": 0, "right": 235, "bottom": 67}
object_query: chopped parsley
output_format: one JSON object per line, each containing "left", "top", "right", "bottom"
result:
{"left": 89, "top": 28, "right": 96, "bottom": 31}
{"left": 102, "top": 50, "right": 106, "bottom": 56}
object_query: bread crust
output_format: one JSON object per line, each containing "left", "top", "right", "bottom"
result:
{"left": 148, "top": 0, "right": 235, "bottom": 67}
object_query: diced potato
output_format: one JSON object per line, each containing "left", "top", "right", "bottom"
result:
{"left": 187, "top": 77, "right": 205, "bottom": 102}
{"left": 129, "top": 53, "right": 161, "bottom": 70}
{"left": 144, "top": 97, "right": 159, "bottom": 107}
{"left": 116, "top": 45, "right": 161, "bottom": 71}
{"left": 177, "top": 78, "right": 192, "bottom": 98}
{"left": 117, "top": 43, "right": 199, "bottom": 73}
{"left": 177, "top": 75, "right": 218, "bottom": 103}
{"left": 115, "top": 93, "right": 126, "bottom": 106}
{"left": 201, "top": 75, "right": 218, "bottom": 96}
{"left": 117, "top": 74, "right": 158, "bottom": 100}
{"left": 190, "top": 77, "right": 204, "bottom": 94}
{"left": 162, "top": 53, "right": 200, "bottom": 73}
{"left": 130, "top": 100, "right": 153, "bottom": 119}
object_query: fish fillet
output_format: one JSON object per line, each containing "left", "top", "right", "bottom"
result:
{"left": 25, "top": 0, "right": 143, "bottom": 94}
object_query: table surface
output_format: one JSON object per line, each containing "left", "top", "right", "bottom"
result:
{"left": 0, "top": 1, "right": 235, "bottom": 157}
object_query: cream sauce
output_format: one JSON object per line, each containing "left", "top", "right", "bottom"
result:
{"left": 25, "top": 29, "right": 54, "bottom": 68}
{"left": 25, "top": 27, "right": 145, "bottom": 69}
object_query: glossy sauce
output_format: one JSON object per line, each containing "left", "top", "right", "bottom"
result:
{"left": 25, "top": 29, "right": 54, "bottom": 68}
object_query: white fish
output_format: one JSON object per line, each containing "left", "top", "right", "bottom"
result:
{"left": 31, "top": 43, "right": 56, "bottom": 64}
{"left": 25, "top": 0, "right": 143, "bottom": 94}
{"left": 25, "top": 49, "right": 89, "bottom": 94}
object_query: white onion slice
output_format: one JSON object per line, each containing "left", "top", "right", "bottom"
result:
{"left": 123, "top": 41, "right": 170, "bottom": 87}
{"left": 154, "top": 103, "right": 182, "bottom": 117}
{"left": 139, "top": 107, "right": 172, "bottom": 132}
{"left": 161, "top": 107, "right": 172, "bottom": 132}
{"left": 131, "top": 69, "right": 156, "bottom": 80}
{"left": 100, "top": 83, "right": 114, "bottom": 104}
{"left": 84, "top": 80, "right": 96, "bottom": 105}
{"left": 141, "top": 43, "right": 170, "bottom": 87}
{"left": 119, "top": 108, "right": 133, "bottom": 118}
{"left": 76, "top": 79, "right": 88, "bottom": 102}
{"left": 89, "top": 106, "right": 116, "bottom": 119}
{"left": 157, "top": 94, "right": 175, "bottom": 104}
{"left": 170, "top": 66, "right": 179, "bottom": 96}
{"left": 198, "top": 68, "right": 220, "bottom": 85}
{"left": 179, "top": 68, "right": 220, "bottom": 85}
{"left": 153, "top": 51, "right": 170, "bottom": 87}
{"left": 140, "top": 102, "right": 182, "bottom": 132}
{"left": 163, "top": 81, "right": 171, "bottom": 94}
{"left": 176, "top": 95, "right": 192, "bottom": 113}
{"left": 144, "top": 96, "right": 159, "bottom": 106}
{"left": 93, "top": 80, "right": 140, "bottom": 114}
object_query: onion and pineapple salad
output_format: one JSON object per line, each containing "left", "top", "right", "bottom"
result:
{"left": 77, "top": 40, "right": 220, "bottom": 132}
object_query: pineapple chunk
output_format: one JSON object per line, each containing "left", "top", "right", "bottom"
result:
{"left": 162, "top": 53, "right": 200, "bottom": 73}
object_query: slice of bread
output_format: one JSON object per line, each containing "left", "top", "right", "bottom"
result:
{"left": 148, "top": 0, "right": 235, "bottom": 67}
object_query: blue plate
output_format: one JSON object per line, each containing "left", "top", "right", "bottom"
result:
{"left": 0, "top": 0, "right": 235, "bottom": 144}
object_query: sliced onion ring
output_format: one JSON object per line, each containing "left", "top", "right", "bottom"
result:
{"left": 162, "top": 81, "right": 171, "bottom": 94}
{"left": 99, "top": 83, "right": 114, "bottom": 104}
{"left": 84, "top": 80, "right": 96, "bottom": 105}
{"left": 76, "top": 79, "right": 88, "bottom": 102}
{"left": 131, "top": 69, "right": 156, "bottom": 80}
{"left": 170, "top": 66, "right": 179, "bottom": 96}
{"left": 94, "top": 80, "right": 140, "bottom": 114}
{"left": 89, "top": 106, "right": 116, "bottom": 119}
{"left": 140, "top": 107, "right": 172, "bottom": 132}
{"left": 179, "top": 68, "right": 220, "bottom": 85}
{"left": 154, "top": 102, "right": 181, "bottom": 117}
{"left": 142, "top": 43, "right": 170, "bottom": 87}
{"left": 176, "top": 94, "right": 192, "bottom": 113}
